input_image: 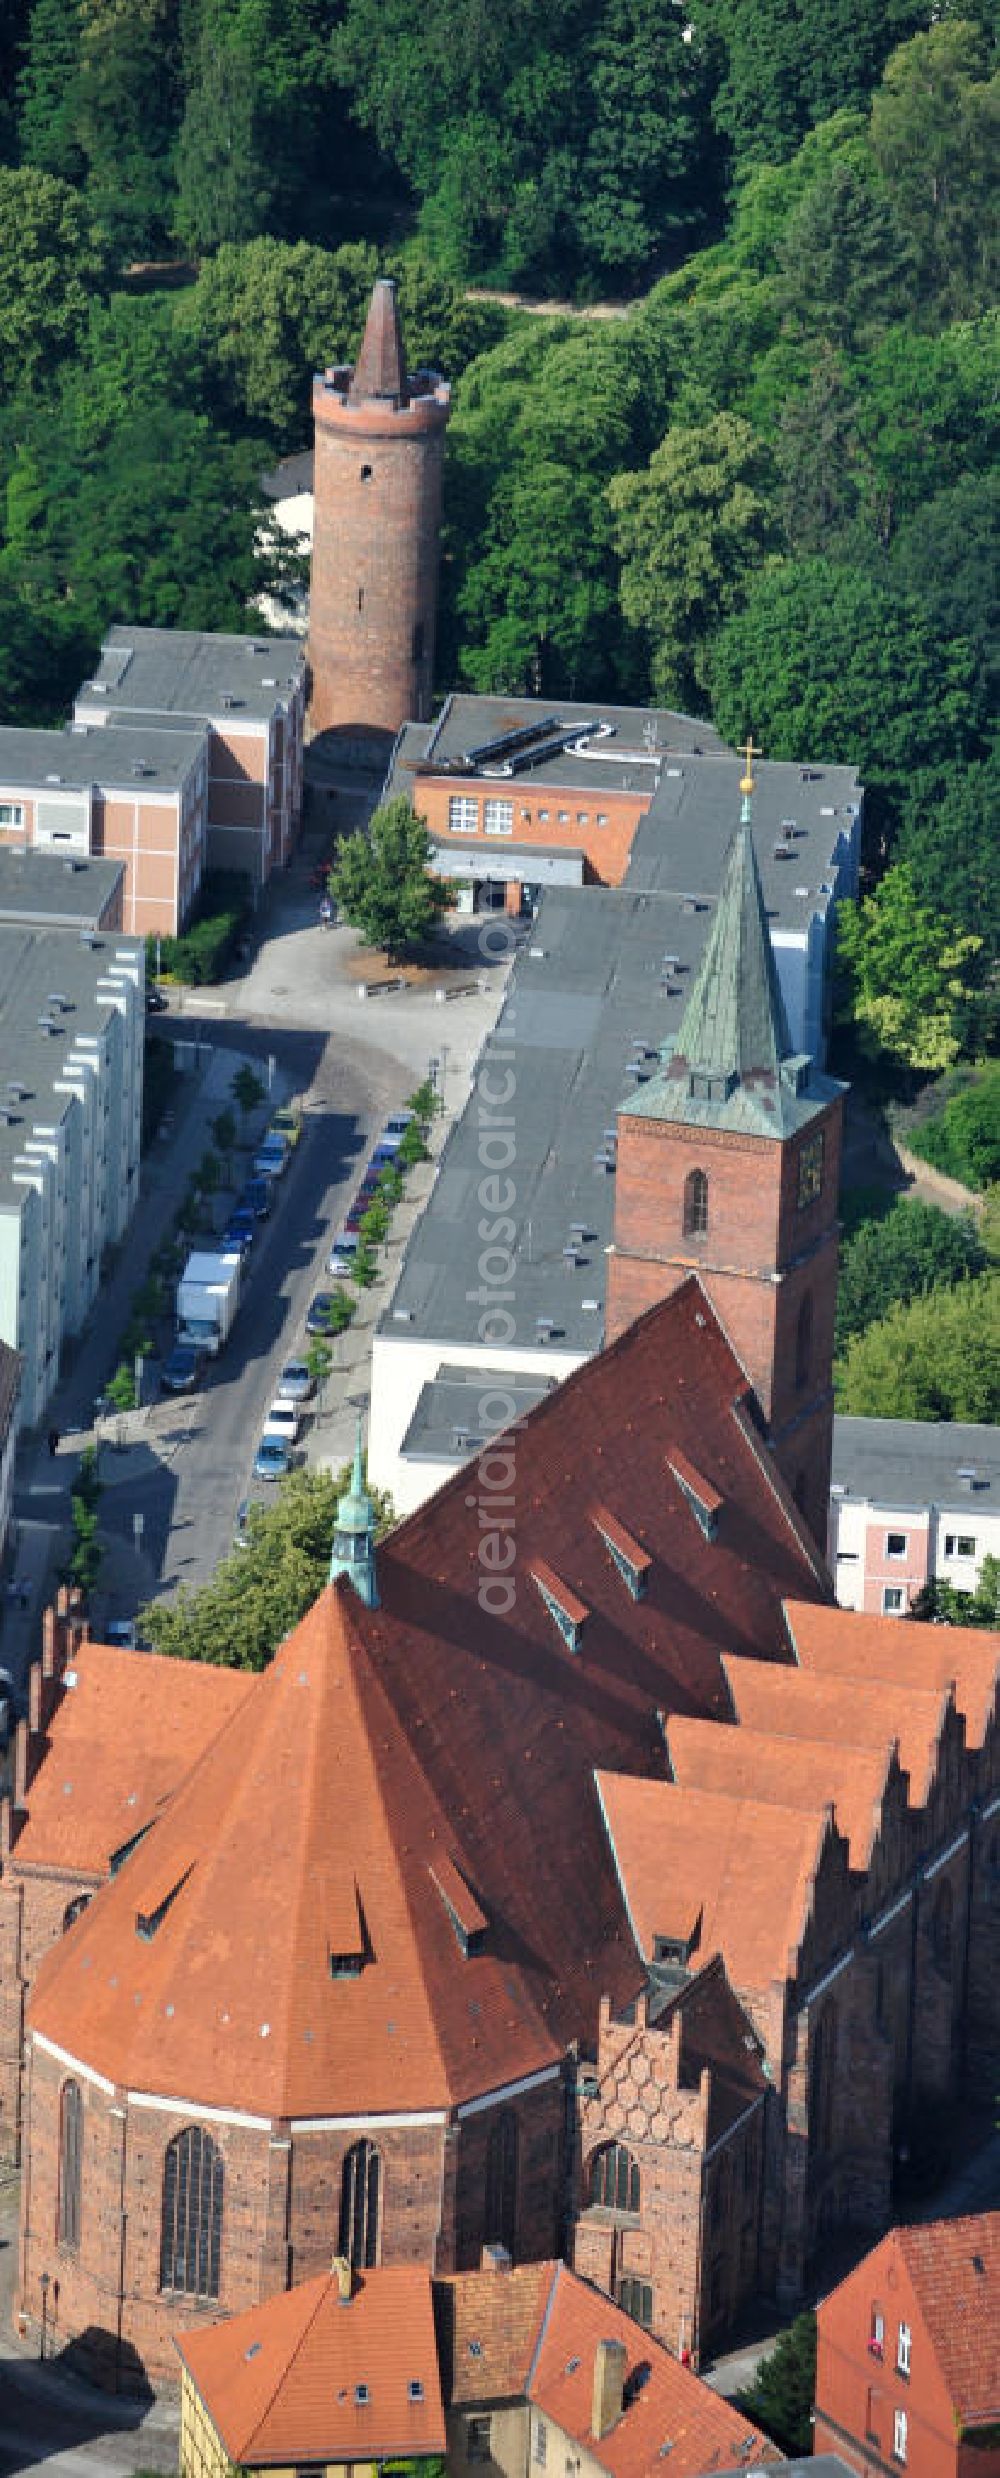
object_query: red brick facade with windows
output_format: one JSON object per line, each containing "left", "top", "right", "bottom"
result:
{"left": 308, "top": 280, "right": 450, "bottom": 738}
{"left": 412, "top": 775, "right": 650, "bottom": 890}
{"left": 814, "top": 2214, "right": 1000, "bottom": 2477}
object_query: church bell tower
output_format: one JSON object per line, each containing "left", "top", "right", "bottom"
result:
{"left": 606, "top": 753, "right": 844, "bottom": 1552}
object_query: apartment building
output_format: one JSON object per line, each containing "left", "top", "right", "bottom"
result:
{"left": 830, "top": 1417, "right": 1000, "bottom": 1615}
{"left": 74, "top": 626, "right": 306, "bottom": 894}
{"left": 0, "top": 721, "right": 207, "bottom": 941}
{"left": 0, "top": 914, "right": 143, "bottom": 1426}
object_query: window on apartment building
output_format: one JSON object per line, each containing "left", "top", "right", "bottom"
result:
{"left": 886, "top": 1532, "right": 907, "bottom": 1557}
{"left": 896, "top": 2322, "right": 911, "bottom": 2378}
{"left": 869, "top": 2306, "right": 884, "bottom": 2358}
{"left": 944, "top": 1533, "right": 976, "bottom": 1558}
{"left": 596, "top": 811, "right": 609, "bottom": 825}
{"left": 57, "top": 2079, "right": 83, "bottom": 2251}
{"left": 576, "top": 812, "right": 589, "bottom": 824}
{"left": 893, "top": 2407, "right": 908, "bottom": 2463}
{"left": 883, "top": 1586, "right": 904, "bottom": 1614}
{"left": 0, "top": 802, "right": 24, "bottom": 828}
{"left": 557, "top": 809, "right": 570, "bottom": 823}
{"left": 538, "top": 808, "right": 550, "bottom": 822}
{"left": 484, "top": 799, "right": 514, "bottom": 836}
{"left": 617, "top": 2276, "right": 653, "bottom": 2328}
{"left": 449, "top": 796, "right": 479, "bottom": 834}
{"left": 520, "top": 807, "right": 531, "bottom": 821}
{"left": 533, "top": 2418, "right": 547, "bottom": 2466}
{"left": 468, "top": 2417, "right": 492, "bottom": 2463}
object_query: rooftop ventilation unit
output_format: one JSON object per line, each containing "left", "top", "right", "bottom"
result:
{"left": 44, "top": 773, "right": 64, "bottom": 786}
{"left": 37, "top": 1015, "right": 59, "bottom": 1035}
{"left": 536, "top": 1315, "right": 556, "bottom": 1339}
{"left": 563, "top": 1245, "right": 581, "bottom": 1267}
{"left": 131, "top": 760, "right": 153, "bottom": 778}
{"left": 7, "top": 1082, "right": 28, "bottom": 1100}
{"left": 593, "top": 1149, "right": 614, "bottom": 1172}
{"left": 220, "top": 692, "right": 243, "bottom": 710}
{"left": 48, "top": 994, "right": 70, "bottom": 1012}
{"left": 957, "top": 1466, "right": 980, "bottom": 1491}
{"left": 79, "top": 930, "right": 101, "bottom": 948}
{"left": 463, "top": 715, "right": 560, "bottom": 770}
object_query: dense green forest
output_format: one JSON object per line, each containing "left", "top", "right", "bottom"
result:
{"left": 0, "top": 0, "right": 997, "bottom": 1068}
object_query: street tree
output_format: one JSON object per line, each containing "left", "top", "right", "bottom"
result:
{"left": 231, "top": 1065, "right": 266, "bottom": 1118}
{"left": 330, "top": 797, "right": 448, "bottom": 956}
{"left": 739, "top": 2312, "right": 816, "bottom": 2459}
{"left": 139, "top": 1463, "right": 394, "bottom": 1670}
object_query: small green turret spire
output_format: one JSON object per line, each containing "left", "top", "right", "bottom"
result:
{"left": 329, "top": 1416, "right": 379, "bottom": 1606}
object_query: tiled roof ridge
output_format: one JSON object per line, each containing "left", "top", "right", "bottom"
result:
{"left": 667, "top": 1714, "right": 897, "bottom": 1870}
{"left": 722, "top": 1651, "right": 953, "bottom": 1802}
{"left": 598, "top": 1771, "right": 840, "bottom": 1981}
{"left": 730, "top": 1397, "right": 835, "bottom": 1598}
{"left": 327, "top": 1585, "right": 456, "bottom": 2099}
{"left": 525, "top": 2259, "right": 562, "bottom": 2397}
{"left": 236, "top": 2263, "right": 336, "bottom": 2460}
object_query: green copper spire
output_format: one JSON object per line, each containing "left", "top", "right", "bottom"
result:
{"left": 672, "top": 819, "right": 793, "bottom": 1092}
{"left": 622, "top": 809, "right": 842, "bottom": 1140}
{"left": 329, "top": 1416, "right": 379, "bottom": 1606}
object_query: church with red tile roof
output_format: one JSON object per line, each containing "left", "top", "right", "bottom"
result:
{"left": 3, "top": 816, "right": 998, "bottom": 2394}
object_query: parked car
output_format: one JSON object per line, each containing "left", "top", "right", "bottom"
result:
{"left": 221, "top": 1220, "right": 253, "bottom": 1258}
{"left": 327, "top": 1232, "right": 359, "bottom": 1277}
{"left": 161, "top": 1342, "right": 204, "bottom": 1393}
{"left": 103, "top": 1617, "right": 138, "bottom": 1649}
{"left": 270, "top": 1106, "right": 302, "bottom": 1149}
{"left": 145, "top": 987, "right": 169, "bottom": 1014}
{"left": 252, "top": 1136, "right": 288, "bottom": 1182}
{"left": 370, "top": 1140, "right": 402, "bottom": 1170}
{"left": 276, "top": 1360, "right": 314, "bottom": 1403}
{"left": 239, "top": 1178, "right": 272, "bottom": 1220}
{"left": 263, "top": 1399, "right": 300, "bottom": 1445}
{"left": 305, "top": 1291, "right": 337, "bottom": 1335}
{"left": 253, "top": 1435, "right": 291, "bottom": 1482}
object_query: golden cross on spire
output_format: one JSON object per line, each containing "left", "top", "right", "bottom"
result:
{"left": 739, "top": 733, "right": 763, "bottom": 798}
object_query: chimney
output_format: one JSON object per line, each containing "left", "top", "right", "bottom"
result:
{"left": 331, "top": 2255, "right": 353, "bottom": 2303}
{"left": 592, "top": 2338, "right": 627, "bottom": 2439}
{"left": 481, "top": 2243, "right": 512, "bottom": 2273}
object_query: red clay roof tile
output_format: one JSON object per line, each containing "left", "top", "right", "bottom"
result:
{"left": 597, "top": 1771, "right": 841, "bottom": 1991}
{"left": 11, "top": 1643, "right": 251, "bottom": 1877}
{"left": 723, "top": 1655, "right": 952, "bottom": 1808}
{"left": 894, "top": 2212, "right": 1000, "bottom": 2426}
{"left": 667, "top": 1714, "right": 896, "bottom": 1870}
{"left": 177, "top": 2264, "right": 445, "bottom": 2463}
{"left": 785, "top": 1600, "right": 1000, "bottom": 1750}
{"left": 527, "top": 2264, "right": 777, "bottom": 2476}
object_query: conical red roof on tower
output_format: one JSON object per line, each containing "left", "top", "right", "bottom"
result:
{"left": 349, "top": 277, "right": 409, "bottom": 404}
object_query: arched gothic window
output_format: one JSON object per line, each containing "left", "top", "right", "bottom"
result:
{"left": 683, "top": 1168, "right": 709, "bottom": 1237}
{"left": 58, "top": 2079, "right": 83, "bottom": 2251}
{"left": 809, "top": 2006, "right": 837, "bottom": 2159}
{"left": 932, "top": 1879, "right": 954, "bottom": 1974}
{"left": 485, "top": 2110, "right": 518, "bottom": 2256}
{"left": 340, "top": 2138, "right": 382, "bottom": 2270}
{"left": 795, "top": 1292, "right": 813, "bottom": 1391}
{"left": 590, "top": 2142, "right": 640, "bottom": 2215}
{"left": 159, "top": 2126, "right": 224, "bottom": 2297}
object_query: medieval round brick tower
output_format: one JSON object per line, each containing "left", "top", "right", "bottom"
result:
{"left": 308, "top": 277, "right": 451, "bottom": 737}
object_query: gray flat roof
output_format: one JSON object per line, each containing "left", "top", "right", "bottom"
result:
{"left": 391, "top": 694, "right": 727, "bottom": 803}
{"left": 0, "top": 928, "right": 142, "bottom": 1188}
{"left": 76, "top": 625, "right": 305, "bottom": 724}
{"left": 0, "top": 849, "right": 123, "bottom": 928}
{"left": 832, "top": 1414, "right": 1000, "bottom": 1511}
{"left": 626, "top": 751, "right": 861, "bottom": 929}
{"left": 401, "top": 1364, "right": 557, "bottom": 1461}
{"left": 380, "top": 883, "right": 722, "bottom": 1356}
{"left": 0, "top": 720, "right": 205, "bottom": 794}
{"left": 389, "top": 707, "right": 861, "bottom": 937}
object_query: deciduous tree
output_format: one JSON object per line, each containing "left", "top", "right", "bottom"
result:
{"left": 836, "top": 866, "right": 983, "bottom": 1073}
{"left": 836, "top": 1199, "right": 983, "bottom": 1352}
{"left": 835, "top": 1275, "right": 1000, "bottom": 1422}
{"left": 331, "top": 797, "right": 448, "bottom": 956}
{"left": 609, "top": 412, "right": 778, "bottom": 705}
